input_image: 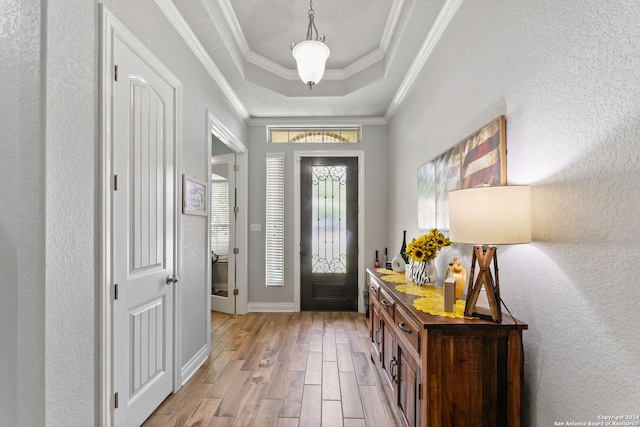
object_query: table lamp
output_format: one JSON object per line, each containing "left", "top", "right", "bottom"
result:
{"left": 448, "top": 185, "right": 531, "bottom": 322}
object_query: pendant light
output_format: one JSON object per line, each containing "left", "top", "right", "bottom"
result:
{"left": 290, "top": 0, "right": 330, "bottom": 89}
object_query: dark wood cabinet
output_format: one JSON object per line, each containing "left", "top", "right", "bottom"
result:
{"left": 397, "top": 338, "right": 420, "bottom": 427}
{"left": 367, "top": 268, "right": 527, "bottom": 427}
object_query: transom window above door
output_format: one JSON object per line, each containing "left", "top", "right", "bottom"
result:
{"left": 268, "top": 127, "right": 361, "bottom": 143}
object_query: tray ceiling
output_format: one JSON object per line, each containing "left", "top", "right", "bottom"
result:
{"left": 163, "top": 0, "right": 459, "bottom": 120}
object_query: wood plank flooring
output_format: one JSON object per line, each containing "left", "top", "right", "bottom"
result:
{"left": 142, "top": 311, "right": 398, "bottom": 427}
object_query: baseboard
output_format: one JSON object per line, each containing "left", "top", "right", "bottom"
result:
{"left": 181, "top": 344, "right": 209, "bottom": 387}
{"left": 247, "top": 302, "right": 295, "bottom": 312}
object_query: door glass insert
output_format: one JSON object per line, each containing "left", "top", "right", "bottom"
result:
{"left": 312, "top": 165, "right": 347, "bottom": 273}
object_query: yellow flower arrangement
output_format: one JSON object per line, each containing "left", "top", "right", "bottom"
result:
{"left": 405, "top": 228, "right": 451, "bottom": 262}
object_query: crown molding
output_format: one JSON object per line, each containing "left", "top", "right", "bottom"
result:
{"left": 385, "top": 0, "right": 464, "bottom": 121}
{"left": 205, "top": 0, "right": 246, "bottom": 78}
{"left": 249, "top": 116, "right": 388, "bottom": 127}
{"left": 155, "top": 0, "right": 250, "bottom": 122}
{"left": 217, "top": 0, "right": 251, "bottom": 55}
{"left": 380, "top": 0, "right": 405, "bottom": 53}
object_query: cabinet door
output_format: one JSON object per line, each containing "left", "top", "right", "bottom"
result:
{"left": 370, "top": 305, "right": 382, "bottom": 361}
{"left": 381, "top": 317, "right": 397, "bottom": 389}
{"left": 398, "top": 341, "right": 420, "bottom": 427}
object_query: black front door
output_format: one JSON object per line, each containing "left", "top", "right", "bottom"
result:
{"left": 300, "top": 157, "right": 358, "bottom": 311}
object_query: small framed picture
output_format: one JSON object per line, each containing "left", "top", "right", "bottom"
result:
{"left": 182, "top": 175, "right": 207, "bottom": 216}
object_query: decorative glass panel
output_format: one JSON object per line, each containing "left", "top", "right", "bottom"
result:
{"left": 269, "top": 127, "right": 360, "bottom": 143}
{"left": 312, "top": 165, "right": 347, "bottom": 273}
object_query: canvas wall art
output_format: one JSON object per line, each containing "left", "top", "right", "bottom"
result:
{"left": 417, "top": 116, "right": 506, "bottom": 230}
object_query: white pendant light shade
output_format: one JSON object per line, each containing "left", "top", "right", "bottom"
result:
{"left": 292, "top": 40, "right": 330, "bottom": 87}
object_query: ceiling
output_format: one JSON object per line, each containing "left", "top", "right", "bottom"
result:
{"left": 163, "top": 0, "right": 459, "bottom": 121}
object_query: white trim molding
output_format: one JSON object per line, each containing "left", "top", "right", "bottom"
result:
{"left": 250, "top": 116, "right": 387, "bottom": 127}
{"left": 180, "top": 344, "right": 210, "bottom": 387}
{"left": 154, "top": 0, "right": 250, "bottom": 122}
{"left": 385, "top": 0, "right": 464, "bottom": 121}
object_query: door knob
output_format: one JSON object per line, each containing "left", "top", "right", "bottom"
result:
{"left": 166, "top": 275, "right": 178, "bottom": 285}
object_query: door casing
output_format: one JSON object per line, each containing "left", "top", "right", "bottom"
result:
{"left": 294, "top": 150, "right": 365, "bottom": 313}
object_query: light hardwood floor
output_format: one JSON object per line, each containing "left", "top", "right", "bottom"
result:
{"left": 142, "top": 311, "right": 398, "bottom": 427}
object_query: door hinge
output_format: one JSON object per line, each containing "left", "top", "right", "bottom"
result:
{"left": 233, "top": 164, "right": 239, "bottom": 172}
{"left": 114, "top": 283, "right": 118, "bottom": 300}
{"left": 233, "top": 289, "right": 239, "bottom": 296}
{"left": 114, "top": 65, "right": 118, "bottom": 82}
{"left": 233, "top": 206, "right": 239, "bottom": 214}
{"left": 114, "top": 174, "right": 118, "bottom": 191}
{"left": 418, "top": 383, "right": 422, "bottom": 400}
{"left": 114, "top": 392, "right": 119, "bottom": 409}
{"left": 233, "top": 247, "right": 239, "bottom": 255}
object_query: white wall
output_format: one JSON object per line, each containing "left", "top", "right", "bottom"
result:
{"left": 246, "top": 124, "right": 388, "bottom": 308}
{"left": 388, "top": 0, "right": 640, "bottom": 424}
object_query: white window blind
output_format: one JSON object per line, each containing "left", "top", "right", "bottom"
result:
{"left": 210, "top": 174, "right": 229, "bottom": 257}
{"left": 265, "top": 153, "right": 285, "bottom": 287}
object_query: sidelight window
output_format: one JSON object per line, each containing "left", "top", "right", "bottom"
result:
{"left": 265, "top": 153, "right": 285, "bottom": 287}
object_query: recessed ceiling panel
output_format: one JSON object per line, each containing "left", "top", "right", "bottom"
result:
{"left": 230, "top": 0, "right": 393, "bottom": 70}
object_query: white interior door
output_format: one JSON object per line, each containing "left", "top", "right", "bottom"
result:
{"left": 112, "top": 35, "right": 177, "bottom": 427}
{"left": 210, "top": 153, "right": 237, "bottom": 314}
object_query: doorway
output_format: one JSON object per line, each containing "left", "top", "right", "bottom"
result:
{"left": 207, "top": 113, "right": 248, "bottom": 315}
{"left": 210, "top": 152, "right": 236, "bottom": 314}
{"left": 293, "top": 151, "right": 365, "bottom": 313}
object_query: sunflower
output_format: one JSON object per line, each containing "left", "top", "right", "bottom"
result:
{"left": 409, "top": 246, "right": 426, "bottom": 262}
{"left": 404, "top": 228, "right": 451, "bottom": 262}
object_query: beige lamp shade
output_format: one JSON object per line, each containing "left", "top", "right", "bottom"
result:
{"left": 448, "top": 185, "right": 531, "bottom": 245}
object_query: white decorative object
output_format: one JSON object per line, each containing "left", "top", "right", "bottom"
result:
{"left": 426, "top": 258, "right": 437, "bottom": 284}
{"left": 391, "top": 254, "right": 406, "bottom": 272}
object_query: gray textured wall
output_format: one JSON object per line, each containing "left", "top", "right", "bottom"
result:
{"left": 1, "top": 1, "right": 46, "bottom": 425}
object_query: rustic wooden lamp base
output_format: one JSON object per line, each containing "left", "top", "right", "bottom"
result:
{"left": 464, "top": 245, "right": 502, "bottom": 322}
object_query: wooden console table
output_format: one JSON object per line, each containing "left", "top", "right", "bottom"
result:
{"left": 367, "top": 268, "right": 527, "bottom": 427}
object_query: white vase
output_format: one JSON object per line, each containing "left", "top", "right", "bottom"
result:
{"left": 408, "top": 259, "right": 437, "bottom": 286}
{"left": 391, "top": 254, "right": 406, "bottom": 272}
{"left": 425, "top": 258, "right": 437, "bottom": 284}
